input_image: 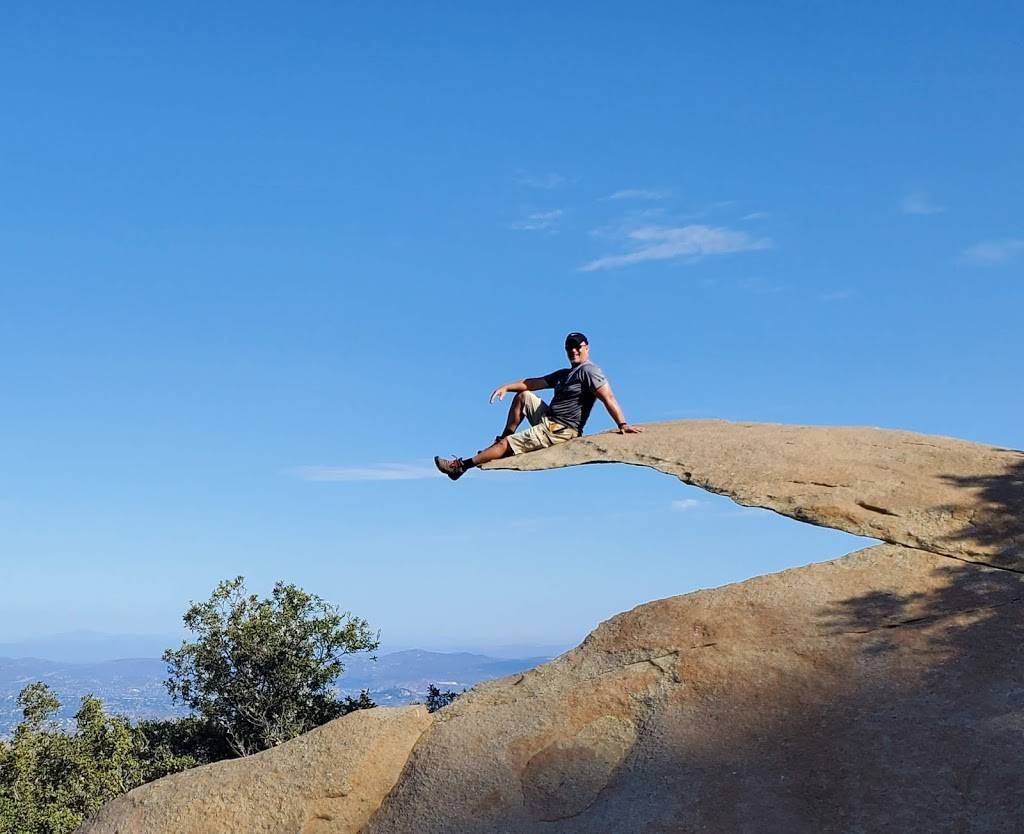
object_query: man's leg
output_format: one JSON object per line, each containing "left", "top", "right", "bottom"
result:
{"left": 434, "top": 391, "right": 546, "bottom": 481}
{"left": 497, "top": 390, "right": 542, "bottom": 440}
{"left": 471, "top": 437, "right": 512, "bottom": 465}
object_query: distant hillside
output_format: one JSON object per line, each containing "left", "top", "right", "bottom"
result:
{"left": 0, "top": 656, "right": 184, "bottom": 735}
{"left": 0, "top": 631, "right": 180, "bottom": 664}
{"left": 0, "top": 649, "right": 552, "bottom": 735}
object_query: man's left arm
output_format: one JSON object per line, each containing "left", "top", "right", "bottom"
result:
{"left": 594, "top": 383, "right": 643, "bottom": 434}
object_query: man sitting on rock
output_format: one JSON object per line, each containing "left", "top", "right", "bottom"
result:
{"left": 434, "top": 331, "right": 643, "bottom": 481}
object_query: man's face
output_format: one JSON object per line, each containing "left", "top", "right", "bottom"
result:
{"left": 565, "top": 341, "right": 589, "bottom": 366}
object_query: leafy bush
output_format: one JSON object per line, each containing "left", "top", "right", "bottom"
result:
{"left": 0, "top": 685, "right": 194, "bottom": 834}
{"left": 424, "top": 684, "right": 461, "bottom": 713}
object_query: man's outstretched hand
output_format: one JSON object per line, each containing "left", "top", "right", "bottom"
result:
{"left": 618, "top": 423, "right": 644, "bottom": 434}
{"left": 489, "top": 386, "right": 509, "bottom": 404}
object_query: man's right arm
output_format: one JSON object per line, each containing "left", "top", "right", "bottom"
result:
{"left": 489, "top": 377, "right": 550, "bottom": 404}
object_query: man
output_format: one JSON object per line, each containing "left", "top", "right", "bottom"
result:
{"left": 434, "top": 331, "right": 642, "bottom": 481}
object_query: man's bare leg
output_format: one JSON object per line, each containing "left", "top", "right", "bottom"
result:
{"left": 498, "top": 391, "right": 532, "bottom": 438}
{"left": 470, "top": 437, "right": 512, "bottom": 466}
{"left": 435, "top": 392, "right": 530, "bottom": 480}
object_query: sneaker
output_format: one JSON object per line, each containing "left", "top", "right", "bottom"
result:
{"left": 434, "top": 455, "right": 466, "bottom": 481}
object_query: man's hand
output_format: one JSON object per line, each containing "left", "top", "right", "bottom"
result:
{"left": 617, "top": 423, "right": 644, "bottom": 434}
{"left": 489, "top": 385, "right": 509, "bottom": 404}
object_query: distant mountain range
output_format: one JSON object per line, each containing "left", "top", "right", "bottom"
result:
{"left": 0, "top": 631, "right": 183, "bottom": 664}
{"left": 0, "top": 631, "right": 570, "bottom": 664}
{"left": 0, "top": 646, "right": 559, "bottom": 736}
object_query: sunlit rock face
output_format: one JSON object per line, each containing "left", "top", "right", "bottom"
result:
{"left": 80, "top": 422, "right": 1024, "bottom": 834}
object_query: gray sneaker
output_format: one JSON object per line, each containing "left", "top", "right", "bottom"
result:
{"left": 434, "top": 456, "right": 466, "bottom": 481}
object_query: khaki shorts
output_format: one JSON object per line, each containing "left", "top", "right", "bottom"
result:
{"left": 506, "top": 391, "right": 580, "bottom": 455}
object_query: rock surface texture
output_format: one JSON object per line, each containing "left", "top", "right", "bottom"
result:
{"left": 77, "top": 706, "right": 431, "bottom": 834}
{"left": 79, "top": 422, "right": 1024, "bottom": 834}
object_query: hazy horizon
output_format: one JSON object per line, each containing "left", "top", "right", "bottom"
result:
{"left": 0, "top": 628, "right": 573, "bottom": 664}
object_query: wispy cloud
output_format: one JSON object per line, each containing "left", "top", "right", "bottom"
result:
{"left": 605, "top": 188, "right": 671, "bottom": 201}
{"left": 742, "top": 211, "right": 770, "bottom": 220}
{"left": 738, "top": 276, "right": 787, "bottom": 295}
{"left": 290, "top": 464, "right": 441, "bottom": 482}
{"left": 959, "top": 238, "right": 1024, "bottom": 266}
{"left": 580, "top": 224, "right": 771, "bottom": 272}
{"left": 511, "top": 209, "right": 563, "bottom": 232}
{"left": 515, "top": 171, "right": 567, "bottom": 189}
{"left": 900, "top": 191, "right": 945, "bottom": 215}
{"left": 671, "top": 498, "right": 703, "bottom": 511}
{"left": 820, "top": 289, "right": 854, "bottom": 302}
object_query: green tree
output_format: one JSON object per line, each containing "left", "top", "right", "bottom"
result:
{"left": 163, "top": 576, "right": 379, "bottom": 756}
{"left": 18, "top": 682, "right": 60, "bottom": 728}
{"left": 424, "top": 684, "right": 461, "bottom": 713}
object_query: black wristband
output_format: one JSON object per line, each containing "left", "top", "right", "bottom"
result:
{"left": 617, "top": 421, "right": 627, "bottom": 428}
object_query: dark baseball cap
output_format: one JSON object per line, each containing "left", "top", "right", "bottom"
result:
{"left": 564, "top": 331, "right": 588, "bottom": 347}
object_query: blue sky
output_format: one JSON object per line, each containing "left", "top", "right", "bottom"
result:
{"left": 1, "top": 2, "right": 1021, "bottom": 653}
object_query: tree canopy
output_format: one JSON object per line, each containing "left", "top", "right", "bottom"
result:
{"left": 162, "top": 576, "right": 379, "bottom": 756}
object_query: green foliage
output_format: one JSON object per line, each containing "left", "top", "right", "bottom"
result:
{"left": 17, "top": 683, "right": 60, "bottom": 728}
{"left": 0, "top": 685, "right": 193, "bottom": 834}
{"left": 133, "top": 715, "right": 232, "bottom": 770}
{"left": 163, "top": 576, "right": 379, "bottom": 756}
{"left": 339, "top": 689, "right": 376, "bottom": 714}
{"left": 424, "top": 684, "right": 461, "bottom": 713}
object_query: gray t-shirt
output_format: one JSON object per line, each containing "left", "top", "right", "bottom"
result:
{"left": 543, "top": 360, "right": 608, "bottom": 432}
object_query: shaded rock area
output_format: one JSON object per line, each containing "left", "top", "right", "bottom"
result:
{"left": 77, "top": 706, "right": 430, "bottom": 834}
{"left": 79, "top": 421, "right": 1024, "bottom": 833}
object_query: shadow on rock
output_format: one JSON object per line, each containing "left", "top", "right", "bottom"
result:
{"left": 937, "top": 452, "right": 1024, "bottom": 568}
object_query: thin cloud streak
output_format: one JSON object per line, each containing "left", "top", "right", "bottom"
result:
{"left": 290, "top": 464, "right": 441, "bottom": 482}
{"left": 959, "top": 238, "right": 1024, "bottom": 266}
{"left": 900, "top": 191, "right": 945, "bottom": 215}
{"left": 671, "top": 499, "right": 703, "bottom": 511}
{"left": 511, "top": 209, "right": 563, "bottom": 231}
{"left": 515, "top": 172, "right": 567, "bottom": 189}
{"left": 606, "top": 188, "right": 671, "bottom": 201}
{"left": 580, "top": 224, "right": 771, "bottom": 271}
